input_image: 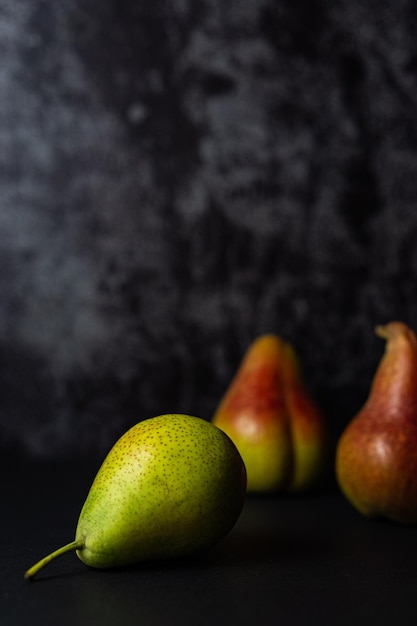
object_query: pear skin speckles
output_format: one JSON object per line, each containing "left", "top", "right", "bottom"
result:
{"left": 75, "top": 414, "right": 247, "bottom": 568}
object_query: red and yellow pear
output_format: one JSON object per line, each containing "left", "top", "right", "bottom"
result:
{"left": 336, "top": 321, "right": 417, "bottom": 524}
{"left": 212, "top": 334, "right": 328, "bottom": 493}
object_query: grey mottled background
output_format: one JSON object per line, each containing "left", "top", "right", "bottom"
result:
{"left": 1, "top": 0, "right": 417, "bottom": 460}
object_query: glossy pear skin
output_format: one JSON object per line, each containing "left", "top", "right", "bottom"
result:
{"left": 336, "top": 322, "right": 417, "bottom": 524}
{"left": 25, "top": 414, "right": 246, "bottom": 578}
{"left": 212, "top": 335, "right": 328, "bottom": 492}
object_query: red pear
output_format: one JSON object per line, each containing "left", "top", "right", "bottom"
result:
{"left": 336, "top": 321, "right": 417, "bottom": 524}
{"left": 212, "top": 334, "right": 328, "bottom": 493}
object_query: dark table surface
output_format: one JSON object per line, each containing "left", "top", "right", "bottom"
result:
{"left": 2, "top": 457, "right": 417, "bottom": 626}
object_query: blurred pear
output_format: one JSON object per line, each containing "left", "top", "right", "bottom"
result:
{"left": 336, "top": 322, "right": 417, "bottom": 523}
{"left": 213, "top": 335, "right": 329, "bottom": 493}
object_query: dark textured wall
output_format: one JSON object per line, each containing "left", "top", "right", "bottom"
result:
{"left": 1, "top": 1, "right": 417, "bottom": 460}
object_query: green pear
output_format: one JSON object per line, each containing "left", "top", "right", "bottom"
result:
{"left": 24, "top": 414, "right": 246, "bottom": 580}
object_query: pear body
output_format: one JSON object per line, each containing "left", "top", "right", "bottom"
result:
{"left": 75, "top": 414, "right": 246, "bottom": 568}
{"left": 213, "top": 335, "right": 328, "bottom": 493}
{"left": 336, "top": 322, "right": 417, "bottom": 524}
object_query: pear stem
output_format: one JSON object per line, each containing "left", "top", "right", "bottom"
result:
{"left": 24, "top": 539, "right": 84, "bottom": 581}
